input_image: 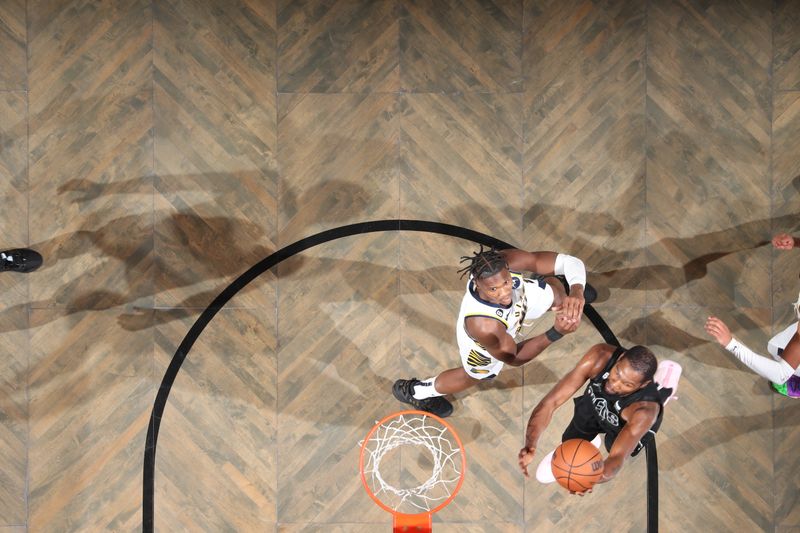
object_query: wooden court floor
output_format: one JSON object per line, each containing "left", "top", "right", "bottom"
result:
{"left": 1, "top": 0, "right": 799, "bottom": 531}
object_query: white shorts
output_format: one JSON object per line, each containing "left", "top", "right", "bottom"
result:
{"left": 460, "top": 348, "right": 505, "bottom": 379}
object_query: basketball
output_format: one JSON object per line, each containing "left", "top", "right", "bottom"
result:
{"left": 551, "top": 438, "right": 604, "bottom": 493}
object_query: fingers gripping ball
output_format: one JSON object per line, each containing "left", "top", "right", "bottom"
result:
{"left": 551, "top": 439, "right": 604, "bottom": 493}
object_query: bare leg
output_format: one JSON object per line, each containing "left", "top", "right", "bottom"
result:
{"left": 433, "top": 367, "right": 479, "bottom": 395}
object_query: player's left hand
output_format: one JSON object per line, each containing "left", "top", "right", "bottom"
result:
{"left": 554, "top": 313, "right": 579, "bottom": 336}
{"left": 560, "top": 285, "right": 585, "bottom": 324}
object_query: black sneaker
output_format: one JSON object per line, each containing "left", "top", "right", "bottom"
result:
{"left": 0, "top": 249, "right": 43, "bottom": 273}
{"left": 392, "top": 378, "right": 454, "bottom": 418}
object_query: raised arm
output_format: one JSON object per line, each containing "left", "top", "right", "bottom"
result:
{"left": 467, "top": 311, "right": 578, "bottom": 368}
{"left": 597, "top": 402, "right": 660, "bottom": 483}
{"left": 501, "top": 249, "right": 559, "bottom": 274}
{"left": 501, "top": 249, "right": 586, "bottom": 287}
{"left": 705, "top": 317, "right": 800, "bottom": 383}
{"left": 466, "top": 318, "right": 521, "bottom": 366}
{"left": 518, "top": 344, "right": 612, "bottom": 476}
{"left": 501, "top": 249, "right": 587, "bottom": 322}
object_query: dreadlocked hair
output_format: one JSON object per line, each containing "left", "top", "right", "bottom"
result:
{"left": 457, "top": 245, "right": 508, "bottom": 280}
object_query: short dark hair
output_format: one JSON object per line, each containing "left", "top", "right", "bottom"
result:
{"left": 457, "top": 246, "right": 508, "bottom": 280}
{"left": 622, "top": 345, "right": 657, "bottom": 382}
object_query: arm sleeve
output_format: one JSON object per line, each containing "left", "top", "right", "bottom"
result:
{"left": 725, "top": 338, "right": 797, "bottom": 384}
{"left": 554, "top": 254, "right": 586, "bottom": 288}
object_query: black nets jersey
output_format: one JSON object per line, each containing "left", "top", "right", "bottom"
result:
{"left": 575, "top": 346, "right": 665, "bottom": 453}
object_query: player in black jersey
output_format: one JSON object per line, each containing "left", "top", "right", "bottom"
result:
{"left": 518, "top": 343, "right": 670, "bottom": 487}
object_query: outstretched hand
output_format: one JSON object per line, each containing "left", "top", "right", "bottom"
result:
{"left": 553, "top": 313, "right": 579, "bottom": 336}
{"left": 772, "top": 233, "right": 796, "bottom": 250}
{"left": 704, "top": 316, "right": 732, "bottom": 346}
{"left": 518, "top": 447, "right": 535, "bottom": 477}
{"left": 560, "top": 285, "right": 585, "bottom": 324}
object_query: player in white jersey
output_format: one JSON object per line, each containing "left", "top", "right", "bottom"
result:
{"left": 704, "top": 231, "right": 800, "bottom": 397}
{"left": 393, "top": 246, "right": 591, "bottom": 417}
{"left": 705, "top": 316, "right": 800, "bottom": 396}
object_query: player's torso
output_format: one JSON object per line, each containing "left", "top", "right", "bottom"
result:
{"left": 455, "top": 272, "right": 553, "bottom": 373}
{"left": 583, "top": 380, "right": 629, "bottom": 433}
{"left": 457, "top": 271, "right": 528, "bottom": 341}
{"left": 582, "top": 351, "right": 662, "bottom": 434}
{"left": 771, "top": 321, "right": 800, "bottom": 377}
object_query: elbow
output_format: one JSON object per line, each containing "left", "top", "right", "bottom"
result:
{"left": 774, "top": 359, "right": 798, "bottom": 384}
{"left": 533, "top": 398, "right": 557, "bottom": 416}
{"left": 775, "top": 369, "right": 796, "bottom": 385}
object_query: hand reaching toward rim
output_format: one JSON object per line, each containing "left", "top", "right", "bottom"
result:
{"left": 518, "top": 446, "right": 536, "bottom": 477}
{"left": 704, "top": 316, "right": 732, "bottom": 346}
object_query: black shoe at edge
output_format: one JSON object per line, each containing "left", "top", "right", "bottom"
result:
{"left": 392, "top": 378, "right": 454, "bottom": 418}
{"left": 0, "top": 249, "right": 43, "bottom": 273}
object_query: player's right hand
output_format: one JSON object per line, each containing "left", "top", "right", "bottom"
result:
{"left": 704, "top": 316, "right": 732, "bottom": 346}
{"left": 518, "top": 447, "right": 535, "bottom": 477}
{"left": 554, "top": 314, "right": 579, "bottom": 336}
{"left": 772, "top": 233, "right": 796, "bottom": 250}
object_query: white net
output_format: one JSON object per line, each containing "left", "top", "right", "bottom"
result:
{"left": 360, "top": 413, "right": 464, "bottom": 514}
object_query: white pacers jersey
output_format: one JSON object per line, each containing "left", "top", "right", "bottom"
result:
{"left": 456, "top": 271, "right": 554, "bottom": 379}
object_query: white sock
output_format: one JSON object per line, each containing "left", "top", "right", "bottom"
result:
{"left": 413, "top": 377, "right": 444, "bottom": 399}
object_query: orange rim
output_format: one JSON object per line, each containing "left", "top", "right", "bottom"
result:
{"left": 359, "top": 409, "right": 466, "bottom": 518}
{"left": 393, "top": 511, "right": 432, "bottom": 532}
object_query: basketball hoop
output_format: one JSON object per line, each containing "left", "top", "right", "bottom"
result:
{"left": 359, "top": 410, "right": 466, "bottom": 532}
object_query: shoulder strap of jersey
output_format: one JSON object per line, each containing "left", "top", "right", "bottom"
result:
{"left": 464, "top": 313, "right": 509, "bottom": 328}
{"left": 620, "top": 382, "right": 665, "bottom": 432}
{"left": 621, "top": 382, "right": 663, "bottom": 407}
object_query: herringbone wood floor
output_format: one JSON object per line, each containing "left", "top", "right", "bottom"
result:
{"left": 1, "top": 1, "right": 799, "bottom": 531}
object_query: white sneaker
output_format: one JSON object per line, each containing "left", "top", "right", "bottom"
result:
{"left": 654, "top": 360, "right": 682, "bottom": 406}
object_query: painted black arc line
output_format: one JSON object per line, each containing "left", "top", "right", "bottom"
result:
{"left": 141, "top": 219, "right": 619, "bottom": 531}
